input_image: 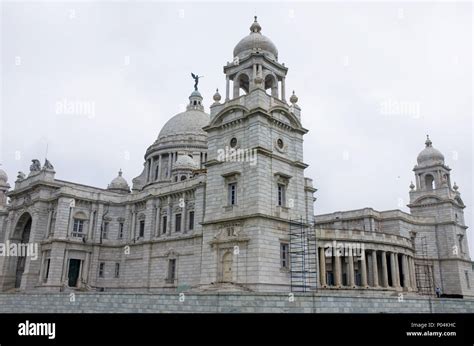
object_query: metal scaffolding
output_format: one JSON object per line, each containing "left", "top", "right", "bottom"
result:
{"left": 414, "top": 236, "right": 434, "bottom": 296}
{"left": 289, "top": 218, "right": 318, "bottom": 292}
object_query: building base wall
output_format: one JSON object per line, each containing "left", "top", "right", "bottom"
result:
{"left": 0, "top": 292, "right": 473, "bottom": 313}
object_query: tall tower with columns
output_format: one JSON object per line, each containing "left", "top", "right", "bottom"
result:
{"left": 200, "top": 17, "right": 316, "bottom": 291}
{"left": 408, "top": 136, "right": 473, "bottom": 296}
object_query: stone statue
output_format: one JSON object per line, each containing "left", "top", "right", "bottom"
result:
{"left": 30, "top": 159, "right": 41, "bottom": 172}
{"left": 44, "top": 159, "right": 54, "bottom": 170}
{"left": 191, "top": 73, "right": 202, "bottom": 91}
{"left": 17, "top": 171, "right": 26, "bottom": 181}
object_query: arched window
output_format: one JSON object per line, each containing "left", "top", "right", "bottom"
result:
{"left": 233, "top": 73, "right": 250, "bottom": 98}
{"left": 180, "top": 175, "right": 187, "bottom": 181}
{"left": 425, "top": 174, "right": 435, "bottom": 190}
{"left": 264, "top": 74, "right": 278, "bottom": 98}
{"left": 155, "top": 165, "right": 160, "bottom": 180}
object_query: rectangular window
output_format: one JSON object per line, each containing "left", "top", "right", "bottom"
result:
{"left": 162, "top": 216, "right": 167, "bottom": 235}
{"left": 115, "top": 263, "right": 120, "bottom": 278}
{"left": 466, "top": 271, "right": 470, "bottom": 289}
{"left": 43, "top": 258, "right": 51, "bottom": 282}
{"left": 139, "top": 220, "right": 145, "bottom": 238}
{"left": 281, "top": 243, "right": 289, "bottom": 268}
{"left": 188, "top": 211, "right": 194, "bottom": 231}
{"left": 278, "top": 184, "right": 286, "bottom": 207}
{"left": 175, "top": 214, "right": 182, "bottom": 232}
{"left": 118, "top": 222, "right": 124, "bottom": 239}
{"left": 102, "top": 222, "right": 109, "bottom": 239}
{"left": 99, "top": 262, "right": 105, "bottom": 278}
{"left": 168, "top": 259, "right": 176, "bottom": 282}
{"left": 228, "top": 183, "right": 237, "bottom": 205}
{"left": 72, "top": 219, "right": 84, "bottom": 237}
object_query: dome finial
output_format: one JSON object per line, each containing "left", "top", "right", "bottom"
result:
{"left": 290, "top": 90, "right": 298, "bottom": 104}
{"left": 118, "top": 169, "right": 123, "bottom": 177}
{"left": 425, "top": 134, "right": 432, "bottom": 147}
{"left": 250, "top": 16, "right": 262, "bottom": 33}
{"left": 213, "top": 88, "right": 221, "bottom": 103}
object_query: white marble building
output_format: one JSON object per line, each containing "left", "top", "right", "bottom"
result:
{"left": 0, "top": 18, "right": 472, "bottom": 297}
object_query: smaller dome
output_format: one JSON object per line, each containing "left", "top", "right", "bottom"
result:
{"left": 190, "top": 90, "right": 203, "bottom": 99}
{"left": 213, "top": 88, "right": 221, "bottom": 103}
{"left": 107, "top": 169, "right": 130, "bottom": 193}
{"left": 417, "top": 135, "right": 445, "bottom": 166}
{"left": 173, "top": 155, "right": 199, "bottom": 171}
{"left": 233, "top": 17, "right": 278, "bottom": 60}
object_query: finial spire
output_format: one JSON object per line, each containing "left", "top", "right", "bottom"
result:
{"left": 250, "top": 16, "right": 262, "bottom": 33}
{"left": 425, "top": 134, "right": 432, "bottom": 147}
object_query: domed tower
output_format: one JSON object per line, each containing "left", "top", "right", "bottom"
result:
{"left": 0, "top": 167, "right": 10, "bottom": 208}
{"left": 409, "top": 135, "right": 461, "bottom": 216}
{"left": 200, "top": 17, "right": 316, "bottom": 291}
{"left": 408, "top": 135, "right": 472, "bottom": 297}
{"left": 132, "top": 89, "right": 210, "bottom": 191}
{"left": 221, "top": 16, "right": 288, "bottom": 104}
{"left": 107, "top": 169, "right": 130, "bottom": 194}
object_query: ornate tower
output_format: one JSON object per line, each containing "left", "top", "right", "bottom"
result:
{"left": 408, "top": 136, "right": 473, "bottom": 296}
{"left": 200, "top": 18, "right": 316, "bottom": 291}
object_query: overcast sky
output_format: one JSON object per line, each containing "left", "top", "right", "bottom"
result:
{"left": 1, "top": 1, "right": 472, "bottom": 250}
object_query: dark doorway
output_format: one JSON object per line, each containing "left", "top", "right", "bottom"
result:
{"left": 14, "top": 217, "right": 32, "bottom": 288}
{"left": 68, "top": 259, "right": 81, "bottom": 287}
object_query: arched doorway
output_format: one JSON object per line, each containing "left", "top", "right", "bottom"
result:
{"left": 222, "top": 252, "right": 233, "bottom": 282}
{"left": 13, "top": 213, "right": 32, "bottom": 288}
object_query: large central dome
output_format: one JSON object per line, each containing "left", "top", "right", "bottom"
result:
{"left": 153, "top": 90, "right": 210, "bottom": 150}
{"left": 233, "top": 16, "right": 278, "bottom": 61}
{"left": 157, "top": 109, "right": 209, "bottom": 141}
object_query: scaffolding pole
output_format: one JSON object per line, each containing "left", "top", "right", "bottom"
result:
{"left": 289, "top": 218, "right": 318, "bottom": 292}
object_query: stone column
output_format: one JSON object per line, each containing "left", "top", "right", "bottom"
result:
{"left": 150, "top": 157, "right": 155, "bottom": 181}
{"left": 334, "top": 254, "right": 342, "bottom": 287}
{"left": 410, "top": 257, "right": 417, "bottom": 290}
{"left": 82, "top": 252, "right": 91, "bottom": 284}
{"left": 360, "top": 249, "right": 367, "bottom": 287}
{"left": 130, "top": 211, "right": 136, "bottom": 240}
{"left": 167, "top": 153, "right": 172, "bottom": 178}
{"left": 381, "top": 251, "right": 389, "bottom": 287}
{"left": 281, "top": 77, "right": 286, "bottom": 101}
{"left": 66, "top": 206, "right": 74, "bottom": 238}
{"left": 170, "top": 153, "right": 174, "bottom": 175}
{"left": 166, "top": 197, "right": 172, "bottom": 236}
{"left": 319, "top": 247, "right": 326, "bottom": 286}
{"left": 95, "top": 204, "right": 104, "bottom": 239}
{"left": 181, "top": 193, "right": 186, "bottom": 233}
{"left": 157, "top": 154, "right": 162, "bottom": 181}
{"left": 402, "top": 255, "right": 409, "bottom": 289}
{"left": 348, "top": 252, "right": 355, "bottom": 287}
{"left": 390, "top": 252, "right": 399, "bottom": 288}
{"left": 155, "top": 200, "right": 161, "bottom": 237}
{"left": 394, "top": 253, "right": 401, "bottom": 287}
{"left": 371, "top": 250, "right": 379, "bottom": 287}
{"left": 145, "top": 159, "right": 150, "bottom": 183}
{"left": 87, "top": 209, "right": 95, "bottom": 239}
{"left": 225, "top": 76, "right": 230, "bottom": 101}
{"left": 45, "top": 208, "right": 53, "bottom": 238}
